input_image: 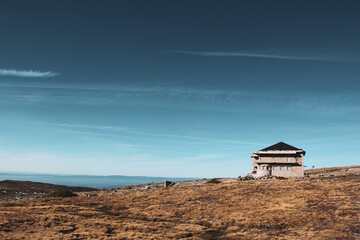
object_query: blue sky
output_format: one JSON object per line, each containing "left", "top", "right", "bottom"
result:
{"left": 0, "top": 0, "right": 359, "bottom": 177}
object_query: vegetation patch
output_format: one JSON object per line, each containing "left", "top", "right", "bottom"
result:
{"left": 47, "top": 189, "right": 78, "bottom": 198}
{"left": 206, "top": 178, "right": 222, "bottom": 184}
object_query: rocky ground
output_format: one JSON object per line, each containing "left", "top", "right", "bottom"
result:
{"left": 0, "top": 166, "right": 359, "bottom": 239}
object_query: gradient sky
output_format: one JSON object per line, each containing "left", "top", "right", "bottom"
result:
{"left": 0, "top": 0, "right": 359, "bottom": 177}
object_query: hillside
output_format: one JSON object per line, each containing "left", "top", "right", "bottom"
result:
{"left": 0, "top": 180, "right": 96, "bottom": 201}
{"left": 0, "top": 166, "right": 359, "bottom": 239}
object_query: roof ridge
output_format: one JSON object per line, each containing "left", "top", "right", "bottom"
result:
{"left": 260, "top": 142, "right": 301, "bottom": 151}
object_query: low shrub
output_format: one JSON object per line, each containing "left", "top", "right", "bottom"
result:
{"left": 206, "top": 178, "right": 221, "bottom": 184}
{"left": 47, "top": 189, "right": 78, "bottom": 198}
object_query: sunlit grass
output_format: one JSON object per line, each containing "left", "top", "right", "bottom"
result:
{"left": 0, "top": 166, "right": 359, "bottom": 239}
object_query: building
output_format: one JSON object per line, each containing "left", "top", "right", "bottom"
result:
{"left": 251, "top": 142, "right": 305, "bottom": 178}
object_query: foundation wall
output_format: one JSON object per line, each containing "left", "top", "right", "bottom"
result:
{"left": 253, "top": 164, "right": 303, "bottom": 177}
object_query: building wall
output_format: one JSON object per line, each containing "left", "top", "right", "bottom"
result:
{"left": 254, "top": 165, "right": 270, "bottom": 176}
{"left": 271, "top": 165, "right": 303, "bottom": 177}
{"left": 253, "top": 164, "right": 303, "bottom": 177}
{"left": 252, "top": 155, "right": 304, "bottom": 177}
{"left": 253, "top": 156, "right": 302, "bottom": 164}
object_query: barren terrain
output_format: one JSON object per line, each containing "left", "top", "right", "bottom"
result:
{"left": 0, "top": 166, "right": 359, "bottom": 239}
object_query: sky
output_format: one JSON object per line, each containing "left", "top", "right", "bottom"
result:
{"left": 0, "top": 0, "right": 359, "bottom": 177}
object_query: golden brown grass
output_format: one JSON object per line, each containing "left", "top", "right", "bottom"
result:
{"left": 0, "top": 167, "right": 359, "bottom": 239}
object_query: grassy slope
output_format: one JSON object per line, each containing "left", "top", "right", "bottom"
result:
{"left": 0, "top": 166, "right": 359, "bottom": 239}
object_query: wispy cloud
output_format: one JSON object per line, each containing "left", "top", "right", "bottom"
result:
{"left": 0, "top": 82, "right": 283, "bottom": 99}
{"left": 0, "top": 82, "right": 286, "bottom": 110}
{"left": 26, "top": 121, "right": 264, "bottom": 147}
{"left": 169, "top": 50, "right": 357, "bottom": 62}
{"left": 0, "top": 69, "right": 59, "bottom": 77}
{"left": 0, "top": 82, "right": 359, "bottom": 115}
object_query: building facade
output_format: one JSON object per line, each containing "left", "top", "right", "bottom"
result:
{"left": 251, "top": 142, "right": 305, "bottom": 178}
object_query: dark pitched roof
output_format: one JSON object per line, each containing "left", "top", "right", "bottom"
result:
{"left": 260, "top": 142, "right": 300, "bottom": 151}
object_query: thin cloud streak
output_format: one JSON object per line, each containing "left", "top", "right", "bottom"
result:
{"left": 0, "top": 69, "right": 59, "bottom": 77}
{"left": 169, "top": 50, "right": 357, "bottom": 62}
{"left": 0, "top": 82, "right": 284, "bottom": 99}
{"left": 1, "top": 82, "right": 359, "bottom": 114}
{"left": 26, "top": 121, "right": 264, "bottom": 147}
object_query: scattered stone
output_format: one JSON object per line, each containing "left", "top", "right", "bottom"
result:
{"left": 85, "top": 193, "right": 98, "bottom": 197}
{"left": 164, "top": 181, "right": 175, "bottom": 188}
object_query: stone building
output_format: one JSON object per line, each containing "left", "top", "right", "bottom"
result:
{"left": 251, "top": 142, "right": 305, "bottom": 178}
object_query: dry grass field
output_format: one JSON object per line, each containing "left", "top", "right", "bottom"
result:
{"left": 0, "top": 166, "right": 359, "bottom": 239}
